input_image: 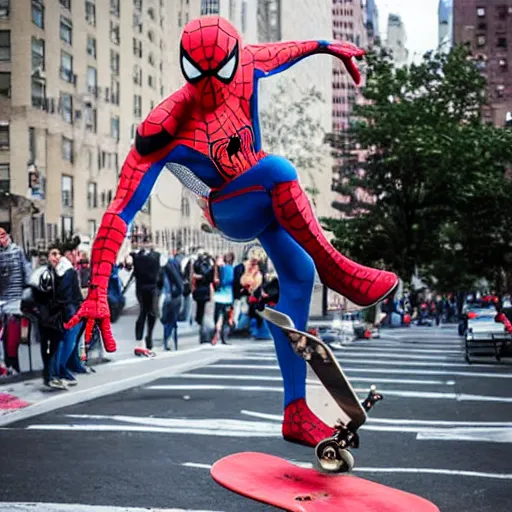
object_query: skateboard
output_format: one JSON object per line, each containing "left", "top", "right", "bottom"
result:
{"left": 259, "top": 307, "right": 383, "bottom": 473}
{"left": 211, "top": 452, "right": 440, "bottom": 512}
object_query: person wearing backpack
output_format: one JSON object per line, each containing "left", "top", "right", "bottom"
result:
{"left": 160, "top": 256, "right": 184, "bottom": 351}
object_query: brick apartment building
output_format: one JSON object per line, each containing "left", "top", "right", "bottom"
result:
{"left": 454, "top": 0, "right": 512, "bottom": 127}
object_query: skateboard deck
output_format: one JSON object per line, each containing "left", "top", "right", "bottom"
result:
{"left": 259, "top": 308, "right": 367, "bottom": 430}
{"left": 211, "top": 452, "right": 440, "bottom": 512}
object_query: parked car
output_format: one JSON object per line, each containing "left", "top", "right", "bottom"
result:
{"left": 465, "top": 308, "right": 504, "bottom": 341}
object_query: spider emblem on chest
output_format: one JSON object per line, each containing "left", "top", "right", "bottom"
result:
{"left": 209, "top": 125, "right": 260, "bottom": 180}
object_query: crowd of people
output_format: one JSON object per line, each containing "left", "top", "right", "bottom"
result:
{"left": 0, "top": 222, "right": 280, "bottom": 387}
{"left": 125, "top": 239, "right": 279, "bottom": 356}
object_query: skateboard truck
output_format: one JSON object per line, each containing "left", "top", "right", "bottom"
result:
{"left": 315, "top": 385, "right": 384, "bottom": 474}
{"left": 361, "top": 385, "right": 384, "bottom": 412}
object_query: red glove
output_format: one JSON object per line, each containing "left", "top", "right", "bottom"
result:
{"left": 64, "top": 286, "right": 116, "bottom": 352}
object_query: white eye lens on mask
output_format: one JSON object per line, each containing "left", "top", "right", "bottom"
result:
{"left": 217, "top": 54, "right": 237, "bottom": 81}
{"left": 182, "top": 54, "right": 202, "bottom": 81}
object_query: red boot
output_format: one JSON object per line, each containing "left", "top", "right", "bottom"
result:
{"left": 282, "top": 398, "right": 335, "bottom": 447}
{"left": 272, "top": 181, "right": 398, "bottom": 307}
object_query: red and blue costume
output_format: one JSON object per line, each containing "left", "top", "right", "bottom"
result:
{"left": 66, "top": 16, "right": 398, "bottom": 447}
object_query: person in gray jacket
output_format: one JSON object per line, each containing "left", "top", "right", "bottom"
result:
{"left": 0, "top": 227, "right": 31, "bottom": 372}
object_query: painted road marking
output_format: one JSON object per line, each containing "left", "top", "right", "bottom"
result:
{"left": 182, "top": 461, "right": 512, "bottom": 480}
{"left": 0, "top": 504, "right": 221, "bottom": 512}
{"left": 227, "top": 352, "right": 460, "bottom": 361}
{"left": 213, "top": 359, "right": 503, "bottom": 369}
{"left": 18, "top": 414, "right": 512, "bottom": 443}
{"left": 174, "top": 373, "right": 455, "bottom": 386}
{"left": 240, "top": 410, "right": 512, "bottom": 427}
{"left": 144, "top": 384, "right": 512, "bottom": 403}
{"left": 209, "top": 364, "right": 512, "bottom": 379}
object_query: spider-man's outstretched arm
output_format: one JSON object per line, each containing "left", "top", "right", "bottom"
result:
{"left": 244, "top": 40, "right": 365, "bottom": 84}
{"left": 64, "top": 88, "right": 192, "bottom": 350}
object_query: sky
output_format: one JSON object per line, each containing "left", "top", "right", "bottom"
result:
{"left": 377, "top": 0, "right": 440, "bottom": 62}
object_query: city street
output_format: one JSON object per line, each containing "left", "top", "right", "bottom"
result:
{"left": 0, "top": 325, "right": 511, "bottom": 512}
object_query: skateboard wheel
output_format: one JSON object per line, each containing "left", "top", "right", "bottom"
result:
{"left": 315, "top": 440, "right": 354, "bottom": 473}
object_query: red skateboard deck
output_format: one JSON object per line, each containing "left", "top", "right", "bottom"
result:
{"left": 211, "top": 452, "right": 440, "bottom": 512}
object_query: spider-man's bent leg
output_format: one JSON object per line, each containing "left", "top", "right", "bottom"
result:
{"left": 211, "top": 155, "right": 398, "bottom": 307}
{"left": 258, "top": 224, "right": 336, "bottom": 447}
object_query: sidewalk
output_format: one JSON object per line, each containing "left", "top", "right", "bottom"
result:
{"left": 0, "top": 338, "right": 251, "bottom": 426}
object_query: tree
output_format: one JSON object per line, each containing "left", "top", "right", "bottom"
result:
{"left": 259, "top": 82, "right": 329, "bottom": 206}
{"left": 324, "top": 46, "right": 512, "bottom": 290}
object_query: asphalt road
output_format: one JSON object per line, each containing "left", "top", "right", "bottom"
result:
{"left": 0, "top": 327, "right": 511, "bottom": 511}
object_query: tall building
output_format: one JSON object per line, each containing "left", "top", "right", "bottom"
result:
{"left": 257, "top": 0, "right": 281, "bottom": 42}
{"left": 386, "top": 13, "right": 408, "bottom": 67}
{"left": 332, "top": 0, "right": 367, "bottom": 133}
{"left": 453, "top": 0, "right": 512, "bottom": 127}
{"left": 0, "top": 0, "right": 177, "bottom": 252}
{"left": 365, "top": 0, "right": 380, "bottom": 48}
{"left": 438, "top": 0, "right": 454, "bottom": 53}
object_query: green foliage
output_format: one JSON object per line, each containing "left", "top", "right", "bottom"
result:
{"left": 324, "top": 46, "right": 512, "bottom": 291}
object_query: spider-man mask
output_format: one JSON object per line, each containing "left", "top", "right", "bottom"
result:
{"left": 180, "top": 16, "right": 241, "bottom": 109}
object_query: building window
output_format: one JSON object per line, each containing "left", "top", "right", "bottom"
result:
{"left": 60, "top": 0, "right": 71, "bottom": 8}
{"left": 85, "top": 107, "right": 97, "bottom": 133}
{"left": 201, "top": 0, "right": 220, "bottom": 15}
{"left": 111, "top": 116, "right": 119, "bottom": 141}
{"left": 31, "top": 76, "right": 45, "bottom": 108}
{"left": 0, "top": 164, "right": 9, "bottom": 192}
{"left": 61, "top": 137, "right": 73, "bottom": 163}
{"left": 61, "top": 175, "right": 73, "bottom": 207}
{"left": 148, "top": 74, "right": 154, "bottom": 88}
{"left": 499, "top": 58, "right": 508, "bottom": 70}
{"left": 110, "top": 0, "right": 120, "bottom": 16}
{"left": 148, "top": 30, "right": 154, "bottom": 43}
{"left": 60, "top": 51, "right": 73, "bottom": 82}
{"left": 87, "top": 66, "right": 97, "bottom": 95}
{"left": 59, "top": 92, "right": 73, "bottom": 123}
{"left": 0, "top": 124, "right": 9, "bottom": 150}
{"left": 88, "top": 219, "right": 97, "bottom": 238}
{"left": 110, "top": 50, "right": 120, "bottom": 75}
{"left": 476, "top": 35, "right": 486, "bottom": 47}
{"left": 133, "top": 38, "right": 142, "bottom": 58}
{"left": 133, "top": 64, "right": 142, "bottom": 85}
{"left": 0, "top": 0, "right": 9, "bottom": 19}
{"left": 32, "top": 0, "right": 44, "bottom": 29}
{"left": 134, "top": 0, "right": 142, "bottom": 10}
{"left": 148, "top": 52, "right": 155, "bottom": 66}
{"left": 60, "top": 16, "right": 72, "bottom": 44}
{"left": 31, "top": 37, "right": 45, "bottom": 71}
{"left": 133, "top": 94, "right": 142, "bottom": 117}
{"left": 148, "top": 7, "right": 155, "bottom": 20}
{"left": 497, "top": 37, "right": 508, "bottom": 48}
{"left": 496, "top": 84, "right": 505, "bottom": 98}
{"left": 29, "top": 127, "right": 36, "bottom": 163}
{"left": 110, "top": 77, "right": 120, "bottom": 105}
{"left": 85, "top": 0, "right": 96, "bottom": 26}
{"left": 0, "top": 31, "right": 10, "bottom": 61}
{"left": 61, "top": 216, "right": 73, "bottom": 237}
{"left": 497, "top": 5, "right": 508, "bottom": 20}
{"left": 87, "top": 182, "right": 97, "bottom": 209}
{"left": 181, "top": 197, "right": 190, "bottom": 217}
{"left": 87, "top": 36, "right": 96, "bottom": 58}
{"left": 110, "top": 21, "right": 120, "bottom": 44}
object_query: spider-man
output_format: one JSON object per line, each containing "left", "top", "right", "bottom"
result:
{"left": 66, "top": 16, "right": 398, "bottom": 447}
